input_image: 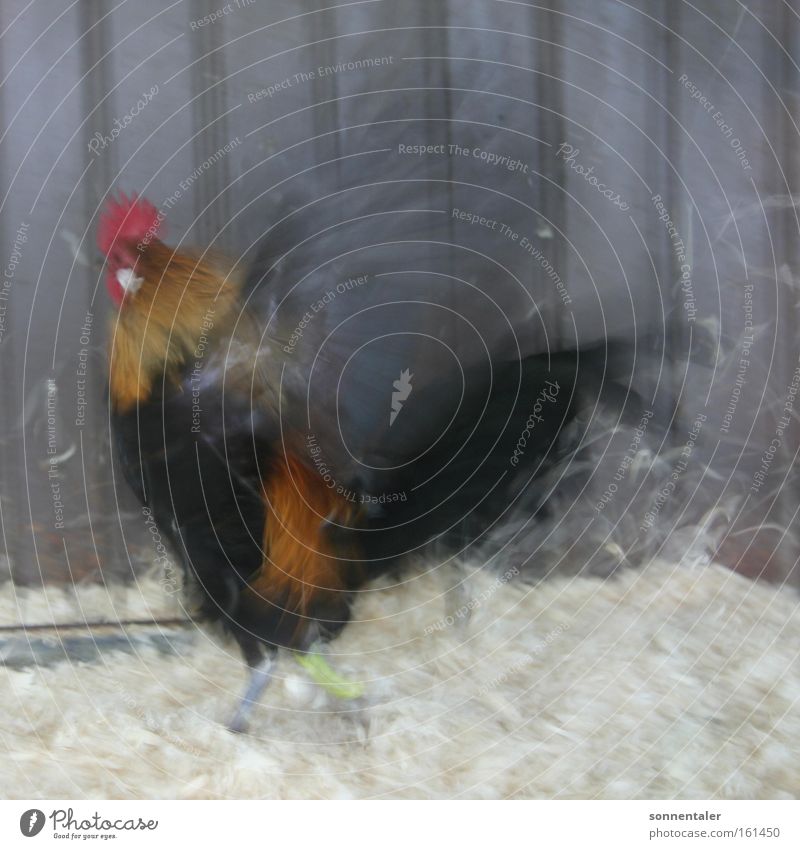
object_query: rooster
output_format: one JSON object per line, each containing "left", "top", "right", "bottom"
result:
{"left": 99, "top": 192, "right": 620, "bottom": 731}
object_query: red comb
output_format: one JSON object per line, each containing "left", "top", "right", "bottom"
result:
{"left": 97, "top": 192, "right": 161, "bottom": 256}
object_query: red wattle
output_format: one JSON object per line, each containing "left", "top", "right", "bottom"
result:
{"left": 106, "top": 271, "right": 123, "bottom": 306}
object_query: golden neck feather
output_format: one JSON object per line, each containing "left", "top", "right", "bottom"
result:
{"left": 108, "top": 240, "right": 241, "bottom": 413}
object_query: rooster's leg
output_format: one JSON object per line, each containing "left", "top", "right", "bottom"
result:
{"left": 228, "top": 650, "right": 275, "bottom": 733}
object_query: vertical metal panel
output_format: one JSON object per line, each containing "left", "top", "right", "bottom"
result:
{"left": 1, "top": 0, "right": 799, "bottom": 586}
{"left": 1, "top": 2, "right": 89, "bottom": 584}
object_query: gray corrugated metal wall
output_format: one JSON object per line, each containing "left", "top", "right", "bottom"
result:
{"left": 1, "top": 0, "right": 799, "bottom": 586}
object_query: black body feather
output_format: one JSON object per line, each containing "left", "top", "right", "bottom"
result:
{"left": 112, "top": 366, "right": 274, "bottom": 661}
